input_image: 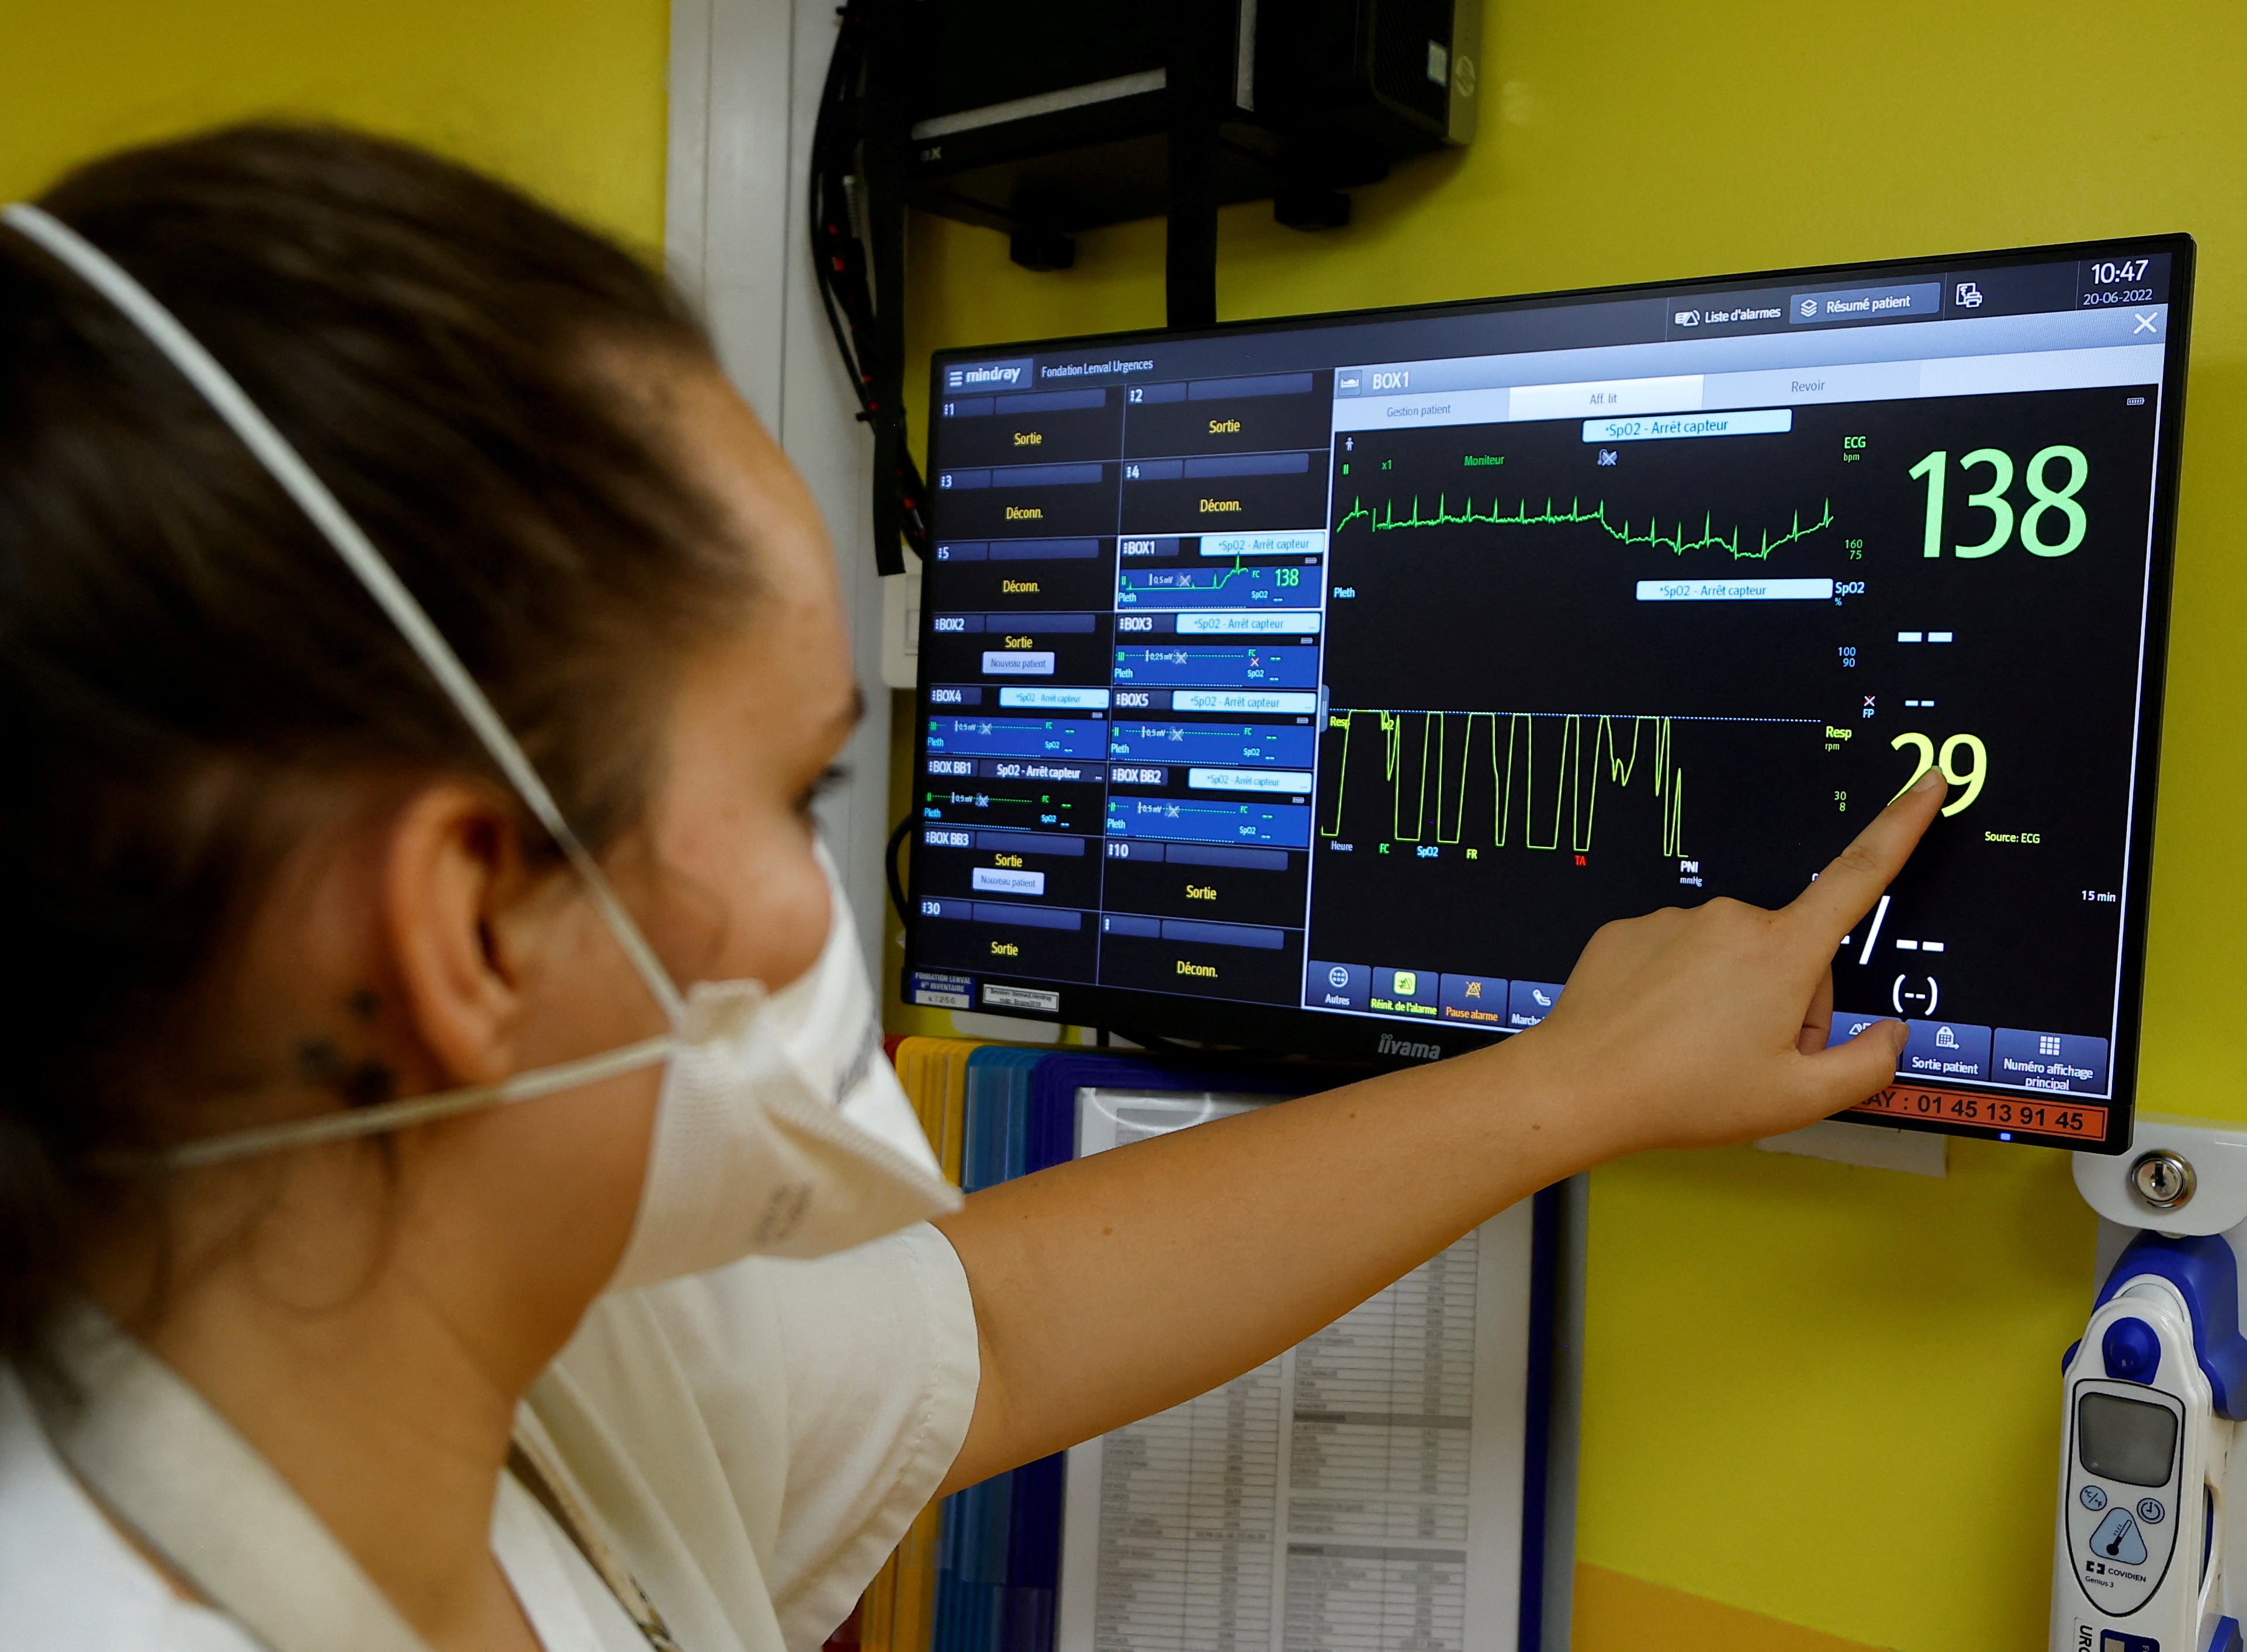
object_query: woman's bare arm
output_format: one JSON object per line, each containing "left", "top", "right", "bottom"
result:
{"left": 933, "top": 772, "right": 1945, "bottom": 1493}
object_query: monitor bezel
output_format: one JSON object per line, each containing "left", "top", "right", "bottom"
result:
{"left": 907, "top": 233, "right": 2197, "bottom": 1155}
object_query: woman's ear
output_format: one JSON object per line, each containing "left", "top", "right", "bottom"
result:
{"left": 378, "top": 782, "right": 536, "bottom": 1088}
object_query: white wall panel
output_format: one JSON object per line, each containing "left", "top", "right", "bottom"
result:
{"left": 669, "top": 0, "right": 894, "bottom": 975}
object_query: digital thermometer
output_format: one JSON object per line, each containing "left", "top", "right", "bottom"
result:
{"left": 2054, "top": 1232, "right": 2247, "bottom": 1651}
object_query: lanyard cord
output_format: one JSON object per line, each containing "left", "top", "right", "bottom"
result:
{"left": 507, "top": 1433, "right": 685, "bottom": 1652}
{"left": 31, "top": 1299, "right": 695, "bottom": 1652}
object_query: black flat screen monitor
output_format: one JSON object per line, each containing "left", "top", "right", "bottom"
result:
{"left": 906, "top": 237, "right": 2193, "bottom": 1152}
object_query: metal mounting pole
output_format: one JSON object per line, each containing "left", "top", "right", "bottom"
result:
{"left": 1164, "top": 0, "right": 1226, "bottom": 330}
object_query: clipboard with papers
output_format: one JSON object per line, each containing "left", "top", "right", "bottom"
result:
{"left": 873, "top": 1040, "right": 1569, "bottom": 1652}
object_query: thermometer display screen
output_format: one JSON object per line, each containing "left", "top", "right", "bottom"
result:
{"left": 2078, "top": 1391, "right": 2179, "bottom": 1486}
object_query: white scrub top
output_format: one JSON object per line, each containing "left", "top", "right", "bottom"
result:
{"left": 0, "top": 1221, "right": 979, "bottom": 1652}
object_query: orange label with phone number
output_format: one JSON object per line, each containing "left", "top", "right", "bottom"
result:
{"left": 1846, "top": 1084, "right": 2108, "bottom": 1142}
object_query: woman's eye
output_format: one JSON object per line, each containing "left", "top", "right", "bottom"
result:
{"left": 797, "top": 764, "right": 850, "bottom": 819}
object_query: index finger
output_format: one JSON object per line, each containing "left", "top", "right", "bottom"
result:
{"left": 1785, "top": 765, "right": 1947, "bottom": 941}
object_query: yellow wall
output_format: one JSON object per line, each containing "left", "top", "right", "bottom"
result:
{"left": 901, "top": 4, "right": 2247, "bottom": 1647}
{"left": 14, "top": 2, "right": 2243, "bottom": 1646}
{"left": 1574, "top": 1562, "right": 1895, "bottom": 1651}
{"left": 0, "top": 0, "right": 668, "bottom": 248}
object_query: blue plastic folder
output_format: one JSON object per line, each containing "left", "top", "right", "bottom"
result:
{"left": 931, "top": 1050, "right": 1299, "bottom": 1652}
{"left": 934, "top": 1048, "right": 1044, "bottom": 1652}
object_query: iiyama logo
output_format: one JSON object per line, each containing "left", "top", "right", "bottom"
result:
{"left": 1377, "top": 1031, "right": 1442, "bottom": 1062}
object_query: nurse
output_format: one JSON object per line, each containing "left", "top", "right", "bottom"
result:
{"left": 0, "top": 126, "right": 1943, "bottom": 1652}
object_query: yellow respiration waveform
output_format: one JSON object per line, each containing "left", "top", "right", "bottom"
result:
{"left": 1321, "top": 709, "right": 1686, "bottom": 858}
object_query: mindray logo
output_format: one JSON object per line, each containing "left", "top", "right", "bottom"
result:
{"left": 1377, "top": 1032, "right": 1442, "bottom": 1062}
{"left": 946, "top": 357, "right": 1032, "bottom": 390}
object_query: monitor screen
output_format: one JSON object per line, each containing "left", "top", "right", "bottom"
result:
{"left": 906, "top": 238, "right": 2192, "bottom": 1152}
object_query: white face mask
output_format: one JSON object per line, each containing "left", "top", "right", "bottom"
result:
{"left": 4, "top": 202, "right": 961, "bottom": 1284}
{"left": 608, "top": 844, "right": 957, "bottom": 1289}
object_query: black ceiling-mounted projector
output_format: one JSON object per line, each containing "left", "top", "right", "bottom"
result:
{"left": 901, "top": 0, "right": 1481, "bottom": 266}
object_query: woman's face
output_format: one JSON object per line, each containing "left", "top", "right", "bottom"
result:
{"left": 130, "top": 360, "right": 867, "bottom": 1365}
{"left": 442, "top": 359, "right": 867, "bottom": 1309}
{"left": 632, "top": 360, "right": 863, "bottom": 998}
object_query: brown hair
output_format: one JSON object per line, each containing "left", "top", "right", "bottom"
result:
{"left": 0, "top": 124, "right": 750, "bottom": 1356}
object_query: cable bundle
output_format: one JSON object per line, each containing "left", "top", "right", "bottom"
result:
{"left": 809, "top": 0, "right": 928, "bottom": 576}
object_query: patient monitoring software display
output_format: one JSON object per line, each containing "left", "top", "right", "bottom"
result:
{"left": 906, "top": 239, "right": 2191, "bottom": 1151}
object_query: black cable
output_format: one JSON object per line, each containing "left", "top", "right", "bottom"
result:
{"left": 1105, "top": 1025, "right": 1366, "bottom": 1076}
{"left": 808, "top": 15, "right": 869, "bottom": 402}
{"left": 1162, "top": 0, "right": 1224, "bottom": 329}
{"left": 884, "top": 814, "right": 914, "bottom": 928}
{"left": 810, "top": 1, "right": 928, "bottom": 574}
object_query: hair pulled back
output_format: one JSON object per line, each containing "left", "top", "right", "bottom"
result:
{"left": 0, "top": 124, "right": 749, "bottom": 1358}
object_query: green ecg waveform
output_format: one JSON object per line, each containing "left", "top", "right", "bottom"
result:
{"left": 1322, "top": 709, "right": 1685, "bottom": 858}
{"left": 1332, "top": 493, "right": 1835, "bottom": 560}
{"left": 1119, "top": 555, "right": 1286, "bottom": 597}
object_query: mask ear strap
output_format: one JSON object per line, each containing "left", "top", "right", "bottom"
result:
{"left": 95, "top": 1034, "right": 680, "bottom": 1174}
{"left": 2, "top": 203, "right": 685, "bottom": 1027}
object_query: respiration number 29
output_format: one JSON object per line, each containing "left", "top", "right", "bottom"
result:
{"left": 1891, "top": 732, "right": 1986, "bottom": 816}
{"left": 1907, "top": 446, "right": 2089, "bottom": 557}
